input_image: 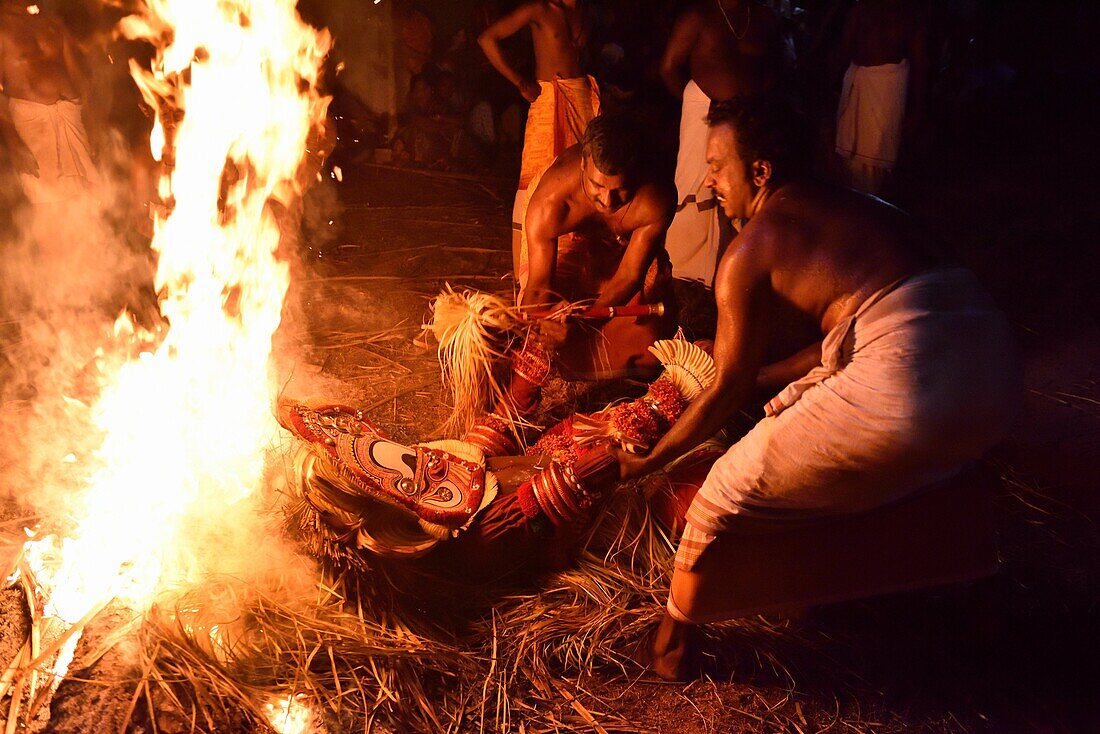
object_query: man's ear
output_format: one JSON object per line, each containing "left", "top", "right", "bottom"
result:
{"left": 752, "top": 160, "right": 772, "bottom": 187}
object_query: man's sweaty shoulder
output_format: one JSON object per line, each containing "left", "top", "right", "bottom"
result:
{"left": 622, "top": 178, "right": 676, "bottom": 232}
{"left": 526, "top": 146, "right": 582, "bottom": 234}
{"left": 532, "top": 146, "right": 582, "bottom": 204}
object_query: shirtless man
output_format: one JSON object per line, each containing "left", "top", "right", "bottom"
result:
{"left": 519, "top": 112, "right": 675, "bottom": 380}
{"left": 659, "top": 0, "right": 785, "bottom": 286}
{"left": 615, "top": 96, "right": 1016, "bottom": 679}
{"left": 478, "top": 0, "right": 600, "bottom": 278}
{"left": 0, "top": 0, "right": 97, "bottom": 204}
{"left": 834, "top": 0, "right": 929, "bottom": 194}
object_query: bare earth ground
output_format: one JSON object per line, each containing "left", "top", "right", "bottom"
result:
{"left": 1, "top": 94, "right": 1098, "bottom": 733}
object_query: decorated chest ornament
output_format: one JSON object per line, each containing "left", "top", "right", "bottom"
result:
{"left": 278, "top": 402, "right": 497, "bottom": 561}
{"left": 518, "top": 335, "right": 716, "bottom": 530}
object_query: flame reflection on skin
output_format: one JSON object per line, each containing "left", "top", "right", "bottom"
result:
{"left": 18, "top": 0, "right": 331, "bottom": 708}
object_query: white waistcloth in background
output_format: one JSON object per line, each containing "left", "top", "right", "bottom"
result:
{"left": 666, "top": 80, "right": 722, "bottom": 286}
{"left": 835, "top": 59, "right": 909, "bottom": 173}
{"left": 9, "top": 98, "right": 99, "bottom": 204}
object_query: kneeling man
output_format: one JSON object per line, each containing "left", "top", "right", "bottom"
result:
{"left": 617, "top": 96, "right": 1018, "bottom": 678}
{"left": 519, "top": 112, "right": 676, "bottom": 380}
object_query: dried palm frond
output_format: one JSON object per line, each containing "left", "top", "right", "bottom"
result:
{"left": 134, "top": 571, "right": 481, "bottom": 733}
{"left": 426, "top": 286, "right": 523, "bottom": 437}
{"left": 649, "top": 334, "right": 717, "bottom": 401}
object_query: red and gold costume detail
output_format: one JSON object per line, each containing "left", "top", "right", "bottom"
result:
{"left": 462, "top": 339, "right": 553, "bottom": 458}
{"left": 279, "top": 335, "right": 715, "bottom": 569}
{"left": 278, "top": 403, "right": 495, "bottom": 539}
{"left": 515, "top": 367, "right": 692, "bottom": 530}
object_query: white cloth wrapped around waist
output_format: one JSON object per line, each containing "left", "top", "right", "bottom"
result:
{"left": 9, "top": 97, "right": 99, "bottom": 204}
{"left": 685, "top": 267, "right": 1018, "bottom": 540}
{"left": 666, "top": 79, "right": 722, "bottom": 285}
{"left": 673, "top": 80, "right": 714, "bottom": 209}
{"left": 835, "top": 59, "right": 909, "bottom": 169}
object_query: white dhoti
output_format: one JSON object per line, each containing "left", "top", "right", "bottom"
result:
{"left": 835, "top": 60, "right": 909, "bottom": 195}
{"left": 9, "top": 97, "right": 99, "bottom": 204}
{"left": 674, "top": 268, "right": 1018, "bottom": 576}
{"left": 666, "top": 80, "right": 721, "bottom": 286}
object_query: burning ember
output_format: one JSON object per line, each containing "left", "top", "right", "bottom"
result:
{"left": 4, "top": 0, "right": 330, "bottom": 726}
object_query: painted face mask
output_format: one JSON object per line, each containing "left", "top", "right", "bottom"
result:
{"left": 279, "top": 402, "right": 489, "bottom": 531}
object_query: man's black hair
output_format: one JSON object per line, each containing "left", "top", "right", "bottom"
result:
{"left": 580, "top": 113, "right": 642, "bottom": 179}
{"left": 706, "top": 95, "right": 810, "bottom": 183}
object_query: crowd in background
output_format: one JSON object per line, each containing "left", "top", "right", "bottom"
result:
{"left": 369, "top": 0, "right": 1093, "bottom": 186}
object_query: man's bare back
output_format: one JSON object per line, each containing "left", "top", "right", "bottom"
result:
{"left": 661, "top": 0, "right": 783, "bottom": 101}
{"left": 523, "top": 144, "right": 674, "bottom": 309}
{"left": 479, "top": 0, "right": 586, "bottom": 103}
{"left": 840, "top": 0, "right": 926, "bottom": 67}
{"left": 617, "top": 98, "right": 934, "bottom": 481}
{"left": 726, "top": 181, "right": 931, "bottom": 336}
{"left": 0, "top": 4, "right": 81, "bottom": 104}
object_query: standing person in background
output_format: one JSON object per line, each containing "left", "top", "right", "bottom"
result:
{"left": 659, "top": 0, "right": 785, "bottom": 287}
{"left": 0, "top": 0, "right": 98, "bottom": 208}
{"left": 833, "top": 0, "right": 929, "bottom": 196}
{"left": 478, "top": 0, "right": 600, "bottom": 283}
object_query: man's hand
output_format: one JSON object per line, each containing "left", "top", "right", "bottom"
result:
{"left": 518, "top": 79, "right": 542, "bottom": 104}
{"left": 533, "top": 314, "right": 570, "bottom": 350}
{"left": 610, "top": 445, "right": 654, "bottom": 482}
{"left": 528, "top": 298, "right": 570, "bottom": 349}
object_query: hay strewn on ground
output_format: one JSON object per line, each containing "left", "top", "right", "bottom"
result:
{"left": 1, "top": 159, "right": 1098, "bottom": 732}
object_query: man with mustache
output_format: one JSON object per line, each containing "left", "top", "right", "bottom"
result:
{"left": 616, "top": 96, "right": 1018, "bottom": 679}
{"left": 659, "top": 0, "right": 786, "bottom": 287}
{"left": 517, "top": 112, "right": 676, "bottom": 381}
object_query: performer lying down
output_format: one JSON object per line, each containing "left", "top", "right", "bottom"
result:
{"left": 278, "top": 335, "right": 715, "bottom": 584}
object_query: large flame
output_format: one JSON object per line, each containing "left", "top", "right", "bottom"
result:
{"left": 20, "top": 0, "right": 329, "bottom": 666}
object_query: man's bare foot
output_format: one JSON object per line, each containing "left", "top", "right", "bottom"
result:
{"left": 633, "top": 610, "right": 699, "bottom": 681}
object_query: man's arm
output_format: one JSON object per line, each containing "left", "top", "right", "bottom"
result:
{"left": 478, "top": 3, "right": 542, "bottom": 103}
{"left": 755, "top": 340, "right": 821, "bottom": 392}
{"left": 594, "top": 198, "right": 672, "bottom": 307}
{"left": 619, "top": 235, "right": 771, "bottom": 477}
{"left": 0, "top": 32, "right": 37, "bottom": 176}
{"left": 60, "top": 22, "right": 90, "bottom": 100}
{"left": 658, "top": 9, "right": 698, "bottom": 99}
{"left": 520, "top": 175, "right": 568, "bottom": 308}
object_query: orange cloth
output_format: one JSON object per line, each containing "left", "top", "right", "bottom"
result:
{"left": 519, "top": 76, "right": 600, "bottom": 189}
{"left": 511, "top": 76, "right": 600, "bottom": 232}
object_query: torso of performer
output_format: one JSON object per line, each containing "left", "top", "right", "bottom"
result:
{"left": 530, "top": 0, "right": 586, "bottom": 81}
{"left": 673, "top": 0, "right": 783, "bottom": 101}
{"left": 0, "top": 4, "right": 80, "bottom": 104}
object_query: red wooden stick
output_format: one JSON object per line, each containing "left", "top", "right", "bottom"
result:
{"left": 524, "top": 303, "right": 665, "bottom": 320}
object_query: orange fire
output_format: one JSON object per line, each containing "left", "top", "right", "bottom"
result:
{"left": 12, "top": 0, "right": 331, "bottom": 711}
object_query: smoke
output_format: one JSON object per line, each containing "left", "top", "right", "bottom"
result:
{"left": 0, "top": 122, "right": 155, "bottom": 513}
{"left": 0, "top": 1, "right": 333, "bottom": 626}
